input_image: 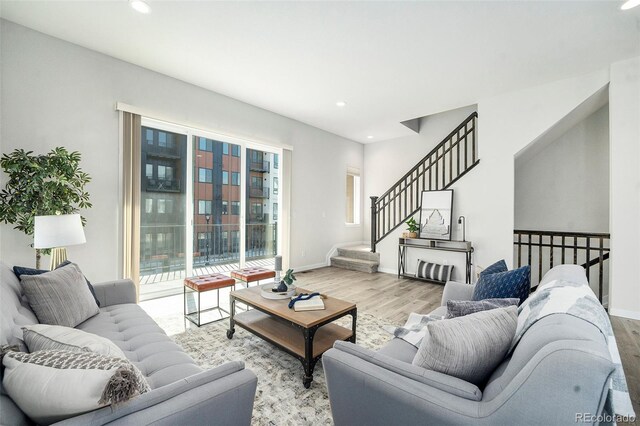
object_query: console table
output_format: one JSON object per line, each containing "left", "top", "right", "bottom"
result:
{"left": 398, "top": 238, "right": 474, "bottom": 284}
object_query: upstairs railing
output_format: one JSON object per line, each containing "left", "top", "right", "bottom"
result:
{"left": 514, "top": 229, "right": 610, "bottom": 303}
{"left": 370, "top": 112, "right": 479, "bottom": 252}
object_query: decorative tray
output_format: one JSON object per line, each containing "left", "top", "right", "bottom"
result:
{"left": 260, "top": 284, "right": 296, "bottom": 300}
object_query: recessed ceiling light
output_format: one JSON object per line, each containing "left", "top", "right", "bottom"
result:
{"left": 621, "top": 0, "right": 640, "bottom": 9}
{"left": 130, "top": 0, "right": 151, "bottom": 14}
{"left": 367, "top": 136, "right": 373, "bottom": 139}
{"left": 336, "top": 101, "right": 347, "bottom": 107}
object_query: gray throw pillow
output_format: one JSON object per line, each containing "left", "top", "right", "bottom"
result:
{"left": 446, "top": 298, "right": 519, "bottom": 318}
{"left": 412, "top": 306, "right": 518, "bottom": 386}
{"left": 20, "top": 264, "right": 100, "bottom": 328}
{"left": 22, "top": 324, "right": 125, "bottom": 359}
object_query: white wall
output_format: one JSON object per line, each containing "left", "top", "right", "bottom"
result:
{"left": 515, "top": 104, "right": 609, "bottom": 232}
{"left": 609, "top": 57, "right": 640, "bottom": 320}
{"left": 363, "top": 105, "right": 477, "bottom": 280}
{"left": 0, "top": 21, "right": 364, "bottom": 281}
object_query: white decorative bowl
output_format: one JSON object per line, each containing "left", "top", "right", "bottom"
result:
{"left": 260, "top": 284, "right": 296, "bottom": 300}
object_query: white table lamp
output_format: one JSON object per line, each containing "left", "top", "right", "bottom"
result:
{"left": 34, "top": 214, "right": 86, "bottom": 270}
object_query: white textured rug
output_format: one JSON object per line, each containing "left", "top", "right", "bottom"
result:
{"left": 172, "top": 313, "right": 395, "bottom": 426}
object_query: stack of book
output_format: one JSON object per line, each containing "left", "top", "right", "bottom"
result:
{"left": 292, "top": 295, "right": 325, "bottom": 311}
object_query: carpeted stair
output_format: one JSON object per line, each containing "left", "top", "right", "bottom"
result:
{"left": 330, "top": 245, "right": 380, "bottom": 273}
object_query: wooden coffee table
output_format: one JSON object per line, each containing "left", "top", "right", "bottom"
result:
{"left": 227, "top": 286, "right": 357, "bottom": 388}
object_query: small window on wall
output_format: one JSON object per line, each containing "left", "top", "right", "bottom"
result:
{"left": 198, "top": 200, "right": 212, "bottom": 215}
{"left": 231, "top": 172, "right": 240, "bottom": 186}
{"left": 222, "top": 143, "right": 229, "bottom": 155}
{"left": 346, "top": 170, "right": 361, "bottom": 225}
{"left": 222, "top": 171, "right": 229, "bottom": 185}
{"left": 231, "top": 145, "right": 240, "bottom": 157}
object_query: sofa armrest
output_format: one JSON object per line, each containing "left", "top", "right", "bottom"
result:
{"left": 332, "top": 341, "right": 481, "bottom": 401}
{"left": 440, "top": 280, "right": 475, "bottom": 306}
{"left": 55, "top": 361, "right": 257, "bottom": 426}
{"left": 323, "top": 347, "right": 480, "bottom": 426}
{"left": 92, "top": 279, "right": 137, "bottom": 307}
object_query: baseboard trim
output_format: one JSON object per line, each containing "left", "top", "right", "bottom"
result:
{"left": 609, "top": 308, "right": 640, "bottom": 320}
{"left": 377, "top": 267, "right": 396, "bottom": 275}
{"left": 293, "top": 262, "right": 328, "bottom": 273}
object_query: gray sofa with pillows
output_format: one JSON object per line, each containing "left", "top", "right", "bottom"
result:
{"left": 0, "top": 262, "right": 257, "bottom": 426}
{"left": 323, "top": 265, "right": 617, "bottom": 425}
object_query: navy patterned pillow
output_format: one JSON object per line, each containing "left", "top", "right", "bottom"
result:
{"left": 481, "top": 259, "right": 508, "bottom": 276}
{"left": 13, "top": 262, "right": 100, "bottom": 307}
{"left": 472, "top": 265, "right": 531, "bottom": 305}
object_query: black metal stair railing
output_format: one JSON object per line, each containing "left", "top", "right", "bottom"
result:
{"left": 513, "top": 229, "right": 610, "bottom": 302}
{"left": 370, "top": 112, "right": 479, "bottom": 252}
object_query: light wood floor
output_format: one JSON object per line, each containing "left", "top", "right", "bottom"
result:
{"left": 141, "top": 266, "right": 639, "bottom": 419}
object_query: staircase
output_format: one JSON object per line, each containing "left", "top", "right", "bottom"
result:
{"left": 330, "top": 245, "right": 380, "bottom": 273}
{"left": 370, "top": 112, "right": 479, "bottom": 252}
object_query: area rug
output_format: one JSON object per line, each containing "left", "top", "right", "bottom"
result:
{"left": 172, "top": 313, "right": 397, "bottom": 426}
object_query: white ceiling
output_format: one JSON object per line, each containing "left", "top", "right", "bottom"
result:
{"left": 1, "top": 1, "right": 639, "bottom": 143}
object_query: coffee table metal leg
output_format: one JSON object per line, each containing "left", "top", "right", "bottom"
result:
{"left": 350, "top": 308, "right": 358, "bottom": 344}
{"left": 302, "top": 326, "right": 318, "bottom": 388}
{"left": 227, "top": 295, "right": 236, "bottom": 339}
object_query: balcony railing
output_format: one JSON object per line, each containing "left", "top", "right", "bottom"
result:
{"left": 146, "top": 178, "right": 181, "bottom": 193}
{"left": 249, "top": 186, "right": 270, "bottom": 198}
{"left": 145, "top": 145, "right": 181, "bottom": 159}
{"left": 249, "top": 161, "right": 270, "bottom": 173}
{"left": 140, "top": 223, "right": 277, "bottom": 275}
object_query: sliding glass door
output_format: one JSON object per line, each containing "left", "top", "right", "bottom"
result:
{"left": 138, "top": 119, "right": 281, "bottom": 301}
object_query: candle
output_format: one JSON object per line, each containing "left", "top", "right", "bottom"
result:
{"left": 274, "top": 255, "right": 282, "bottom": 271}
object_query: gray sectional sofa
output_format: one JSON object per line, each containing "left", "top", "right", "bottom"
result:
{"left": 0, "top": 262, "right": 257, "bottom": 426}
{"left": 323, "top": 265, "right": 616, "bottom": 425}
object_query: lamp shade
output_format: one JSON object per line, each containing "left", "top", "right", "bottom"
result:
{"left": 34, "top": 214, "right": 86, "bottom": 249}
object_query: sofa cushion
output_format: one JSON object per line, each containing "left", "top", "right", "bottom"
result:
{"left": 76, "top": 304, "right": 202, "bottom": 389}
{"left": 446, "top": 298, "right": 519, "bottom": 318}
{"left": 472, "top": 265, "right": 531, "bottom": 305}
{"left": 413, "top": 306, "right": 518, "bottom": 386}
{"left": 1, "top": 263, "right": 38, "bottom": 352}
{"left": 3, "top": 349, "right": 149, "bottom": 425}
{"left": 20, "top": 264, "right": 100, "bottom": 328}
{"left": 13, "top": 261, "right": 100, "bottom": 307}
{"left": 377, "top": 338, "right": 418, "bottom": 364}
{"left": 22, "top": 324, "right": 125, "bottom": 358}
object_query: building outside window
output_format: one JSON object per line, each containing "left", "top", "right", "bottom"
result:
{"left": 158, "top": 132, "right": 167, "bottom": 147}
{"left": 145, "top": 199, "right": 153, "bottom": 214}
{"left": 232, "top": 172, "right": 240, "bottom": 185}
{"left": 273, "top": 177, "right": 278, "bottom": 195}
{"left": 231, "top": 201, "right": 240, "bottom": 215}
{"left": 274, "top": 154, "right": 279, "bottom": 169}
{"left": 222, "top": 143, "right": 229, "bottom": 155}
{"left": 198, "top": 137, "right": 213, "bottom": 152}
{"left": 222, "top": 171, "right": 229, "bottom": 185}
{"left": 146, "top": 164, "right": 153, "bottom": 178}
{"left": 158, "top": 199, "right": 166, "bottom": 214}
{"left": 146, "top": 129, "right": 153, "bottom": 145}
{"left": 166, "top": 199, "right": 173, "bottom": 214}
{"left": 198, "top": 200, "right": 212, "bottom": 215}
{"left": 198, "top": 168, "right": 213, "bottom": 183}
{"left": 232, "top": 145, "right": 240, "bottom": 157}
{"left": 273, "top": 202, "right": 278, "bottom": 221}
{"left": 251, "top": 176, "right": 262, "bottom": 188}
{"left": 158, "top": 165, "right": 173, "bottom": 180}
{"left": 222, "top": 200, "right": 228, "bottom": 215}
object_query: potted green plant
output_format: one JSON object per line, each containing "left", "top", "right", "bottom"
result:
{"left": 405, "top": 217, "right": 419, "bottom": 238}
{"left": 0, "top": 147, "right": 92, "bottom": 268}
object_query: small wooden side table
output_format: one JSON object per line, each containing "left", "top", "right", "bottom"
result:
{"left": 184, "top": 273, "right": 236, "bottom": 327}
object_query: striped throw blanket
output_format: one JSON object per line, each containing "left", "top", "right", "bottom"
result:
{"left": 513, "top": 279, "right": 635, "bottom": 420}
{"left": 383, "top": 312, "right": 444, "bottom": 347}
